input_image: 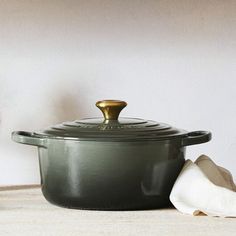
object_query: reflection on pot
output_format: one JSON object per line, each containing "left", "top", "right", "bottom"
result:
{"left": 141, "top": 157, "right": 185, "bottom": 196}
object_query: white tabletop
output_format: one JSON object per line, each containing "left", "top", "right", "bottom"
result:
{"left": 0, "top": 186, "right": 235, "bottom": 236}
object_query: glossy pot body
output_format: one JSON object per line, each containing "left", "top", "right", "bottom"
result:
{"left": 39, "top": 139, "right": 185, "bottom": 210}
{"left": 13, "top": 132, "right": 192, "bottom": 210}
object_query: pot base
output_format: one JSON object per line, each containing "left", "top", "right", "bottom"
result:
{"left": 41, "top": 188, "right": 172, "bottom": 210}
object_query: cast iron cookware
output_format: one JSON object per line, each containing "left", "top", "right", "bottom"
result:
{"left": 12, "top": 100, "right": 211, "bottom": 210}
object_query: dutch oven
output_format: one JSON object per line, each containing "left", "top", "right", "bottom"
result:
{"left": 12, "top": 100, "right": 211, "bottom": 210}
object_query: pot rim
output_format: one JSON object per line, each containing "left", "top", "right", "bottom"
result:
{"left": 12, "top": 130, "right": 212, "bottom": 147}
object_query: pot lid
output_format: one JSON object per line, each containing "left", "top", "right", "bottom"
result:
{"left": 34, "top": 100, "right": 187, "bottom": 141}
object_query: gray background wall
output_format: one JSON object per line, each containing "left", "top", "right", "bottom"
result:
{"left": 0, "top": 0, "right": 235, "bottom": 185}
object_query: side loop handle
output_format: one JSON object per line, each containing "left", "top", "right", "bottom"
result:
{"left": 182, "top": 131, "right": 212, "bottom": 146}
{"left": 12, "top": 131, "right": 47, "bottom": 148}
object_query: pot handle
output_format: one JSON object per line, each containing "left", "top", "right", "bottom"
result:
{"left": 12, "top": 131, "right": 46, "bottom": 148}
{"left": 182, "top": 131, "right": 212, "bottom": 146}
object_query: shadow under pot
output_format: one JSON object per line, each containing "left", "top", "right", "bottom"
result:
{"left": 12, "top": 100, "right": 211, "bottom": 210}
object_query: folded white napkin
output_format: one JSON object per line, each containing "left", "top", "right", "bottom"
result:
{"left": 170, "top": 155, "right": 236, "bottom": 217}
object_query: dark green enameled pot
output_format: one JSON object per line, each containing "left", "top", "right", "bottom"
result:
{"left": 12, "top": 100, "right": 211, "bottom": 210}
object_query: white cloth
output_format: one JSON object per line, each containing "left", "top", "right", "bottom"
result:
{"left": 170, "top": 155, "right": 236, "bottom": 217}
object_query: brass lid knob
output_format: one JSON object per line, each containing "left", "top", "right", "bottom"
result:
{"left": 96, "top": 100, "right": 127, "bottom": 120}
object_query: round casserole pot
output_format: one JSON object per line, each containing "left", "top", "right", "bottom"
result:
{"left": 12, "top": 100, "right": 211, "bottom": 210}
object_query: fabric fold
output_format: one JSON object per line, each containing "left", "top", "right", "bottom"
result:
{"left": 170, "top": 155, "right": 236, "bottom": 217}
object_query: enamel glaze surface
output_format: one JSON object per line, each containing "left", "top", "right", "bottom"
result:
{"left": 38, "top": 139, "right": 185, "bottom": 210}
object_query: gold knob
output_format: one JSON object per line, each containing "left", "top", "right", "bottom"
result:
{"left": 96, "top": 100, "right": 127, "bottom": 120}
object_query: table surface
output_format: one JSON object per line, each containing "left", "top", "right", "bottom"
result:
{"left": 0, "top": 186, "right": 235, "bottom": 236}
